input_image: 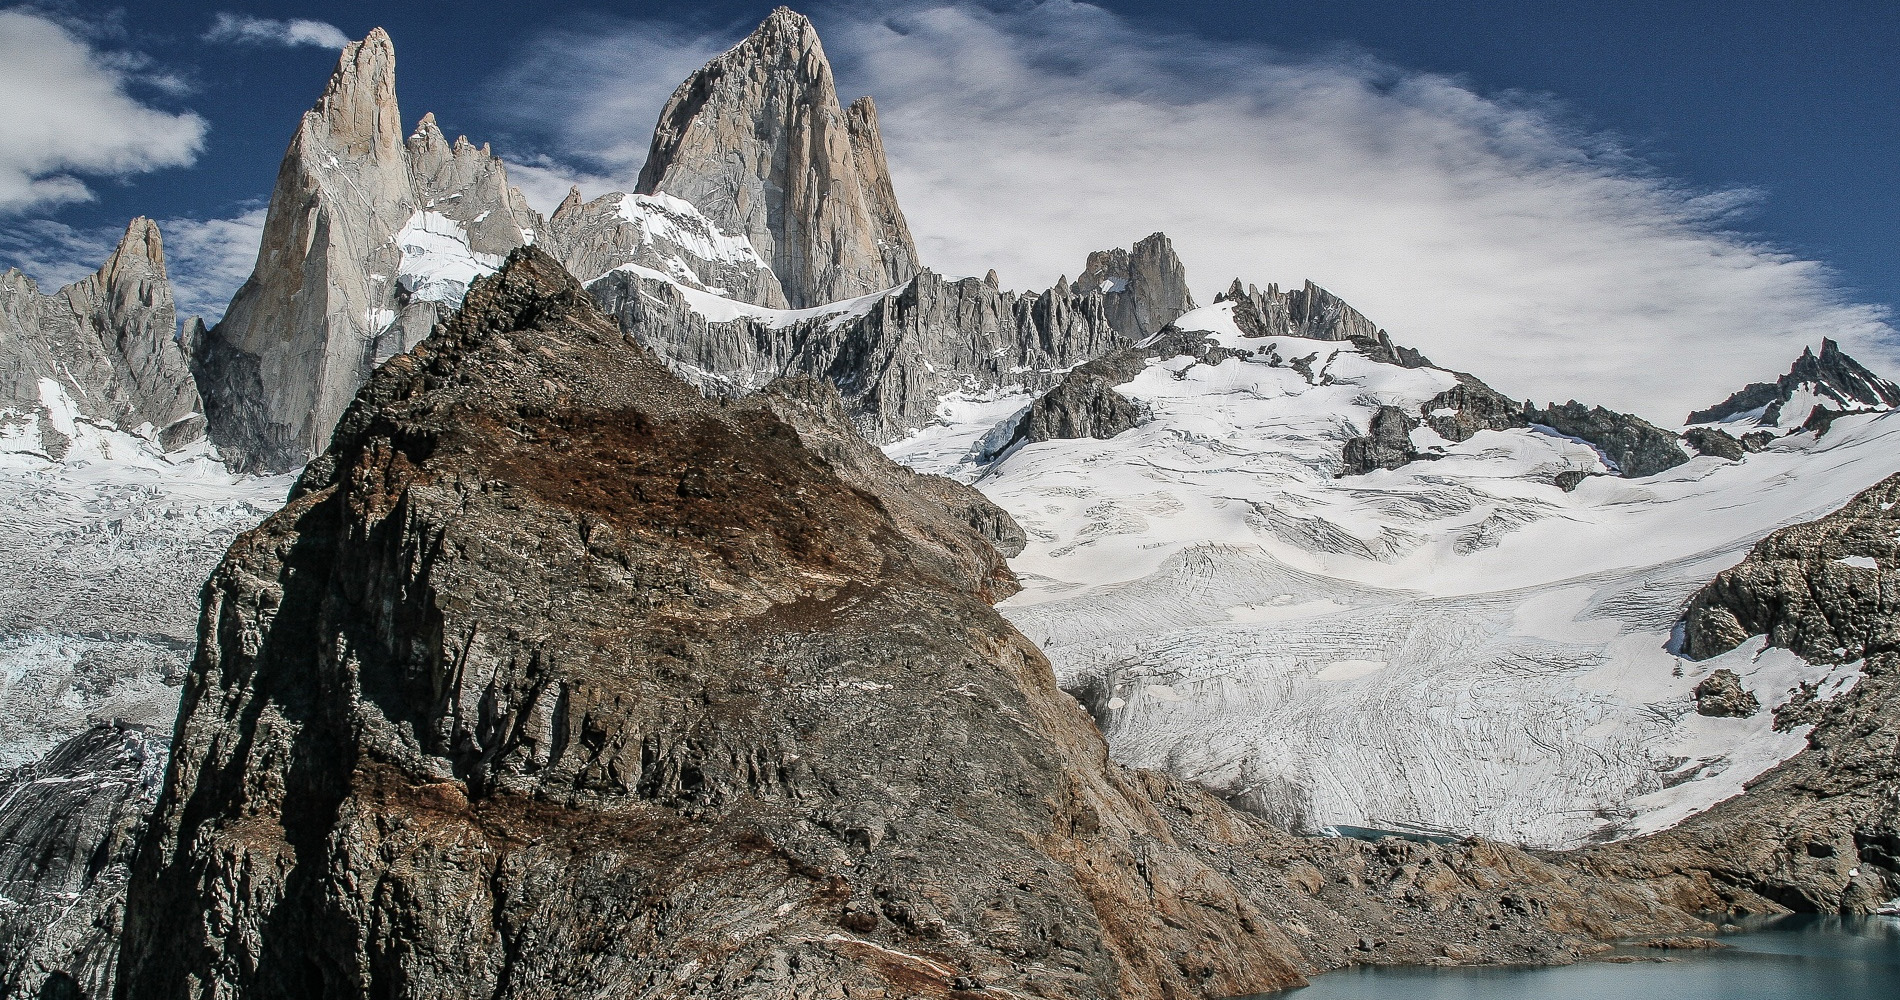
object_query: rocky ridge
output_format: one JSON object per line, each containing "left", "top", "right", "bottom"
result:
{"left": 636, "top": 8, "right": 919, "bottom": 308}
{"left": 1, "top": 219, "right": 202, "bottom": 457}
{"left": 587, "top": 244, "right": 1188, "bottom": 444}
{"left": 111, "top": 251, "right": 1752, "bottom": 1000}
{"left": 1689, "top": 338, "right": 1900, "bottom": 428}
{"left": 0, "top": 723, "right": 164, "bottom": 1000}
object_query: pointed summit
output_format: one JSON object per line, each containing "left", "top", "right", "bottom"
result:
{"left": 636, "top": 7, "right": 919, "bottom": 307}
{"left": 313, "top": 27, "right": 402, "bottom": 161}
{"left": 196, "top": 28, "right": 541, "bottom": 473}
{"left": 0, "top": 218, "right": 202, "bottom": 454}
{"left": 1688, "top": 338, "right": 1900, "bottom": 428}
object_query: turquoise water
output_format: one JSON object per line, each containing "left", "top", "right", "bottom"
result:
{"left": 1256, "top": 916, "right": 1900, "bottom": 999}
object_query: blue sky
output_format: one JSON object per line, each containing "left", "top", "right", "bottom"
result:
{"left": 1, "top": 1, "right": 1894, "bottom": 421}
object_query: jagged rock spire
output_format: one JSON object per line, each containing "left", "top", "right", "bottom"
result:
{"left": 196, "top": 28, "right": 540, "bottom": 473}
{"left": 636, "top": 7, "right": 919, "bottom": 307}
{"left": 1071, "top": 232, "right": 1196, "bottom": 339}
{"left": 1688, "top": 337, "right": 1900, "bottom": 428}
{"left": 0, "top": 217, "right": 202, "bottom": 455}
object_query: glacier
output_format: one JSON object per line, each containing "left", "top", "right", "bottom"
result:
{"left": 885, "top": 302, "right": 1900, "bottom": 848}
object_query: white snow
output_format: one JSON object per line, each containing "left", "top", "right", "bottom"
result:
{"left": 599, "top": 263, "right": 899, "bottom": 331}
{"left": 615, "top": 193, "right": 770, "bottom": 272}
{"left": 0, "top": 416, "right": 291, "bottom": 769}
{"left": 884, "top": 322, "right": 1900, "bottom": 847}
{"left": 394, "top": 211, "right": 504, "bottom": 306}
{"left": 1836, "top": 555, "right": 1880, "bottom": 570}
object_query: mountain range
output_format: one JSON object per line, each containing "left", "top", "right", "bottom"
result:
{"left": 2, "top": 8, "right": 1898, "bottom": 999}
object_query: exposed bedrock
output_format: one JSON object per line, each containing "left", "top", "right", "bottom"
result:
{"left": 0, "top": 723, "right": 164, "bottom": 1000}
{"left": 636, "top": 8, "right": 919, "bottom": 308}
{"left": 0, "top": 218, "right": 202, "bottom": 454}
{"left": 116, "top": 249, "right": 1307, "bottom": 999}
{"left": 114, "top": 249, "right": 1750, "bottom": 1000}
{"left": 1526, "top": 400, "right": 1690, "bottom": 478}
{"left": 1584, "top": 472, "right": 1900, "bottom": 914}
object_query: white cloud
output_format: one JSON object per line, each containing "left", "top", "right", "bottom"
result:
{"left": 203, "top": 13, "right": 350, "bottom": 49}
{"left": 158, "top": 206, "right": 267, "bottom": 323}
{"left": 504, "top": 1, "right": 1896, "bottom": 424}
{"left": 0, "top": 10, "right": 206, "bottom": 213}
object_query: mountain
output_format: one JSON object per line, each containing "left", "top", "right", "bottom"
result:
{"left": 636, "top": 7, "right": 919, "bottom": 308}
{"left": 586, "top": 236, "right": 1190, "bottom": 443}
{"left": 890, "top": 299, "right": 1900, "bottom": 848}
{"left": 195, "top": 29, "right": 542, "bottom": 474}
{"left": 115, "top": 251, "right": 1777, "bottom": 1000}
{"left": 1, "top": 218, "right": 202, "bottom": 458}
{"left": 1689, "top": 338, "right": 1900, "bottom": 429}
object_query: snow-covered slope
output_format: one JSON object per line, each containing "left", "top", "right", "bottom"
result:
{"left": 0, "top": 404, "right": 288, "bottom": 770}
{"left": 887, "top": 303, "right": 1900, "bottom": 848}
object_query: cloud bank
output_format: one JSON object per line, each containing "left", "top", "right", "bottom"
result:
{"left": 203, "top": 13, "right": 351, "bottom": 49}
{"left": 0, "top": 10, "right": 206, "bottom": 213}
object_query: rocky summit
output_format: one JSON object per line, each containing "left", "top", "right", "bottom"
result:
{"left": 114, "top": 249, "right": 1303, "bottom": 999}
{"left": 637, "top": 8, "right": 919, "bottom": 309}
{"left": 196, "top": 29, "right": 541, "bottom": 474}
{"left": 0, "top": 218, "right": 202, "bottom": 457}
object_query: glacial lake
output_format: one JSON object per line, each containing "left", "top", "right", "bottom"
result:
{"left": 1255, "top": 915, "right": 1900, "bottom": 999}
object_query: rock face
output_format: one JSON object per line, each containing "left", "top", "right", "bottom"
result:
{"left": 0, "top": 219, "right": 202, "bottom": 456}
{"left": 1688, "top": 338, "right": 1900, "bottom": 428}
{"left": 1216, "top": 278, "right": 1429, "bottom": 366}
{"left": 116, "top": 249, "right": 1312, "bottom": 999}
{"left": 1574, "top": 472, "right": 1900, "bottom": 914}
{"left": 589, "top": 261, "right": 1138, "bottom": 444}
{"left": 1683, "top": 426, "right": 1745, "bottom": 461}
{"left": 636, "top": 8, "right": 919, "bottom": 308}
{"left": 1682, "top": 473, "right": 1900, "bottom": 663}
{"left": 1526, "top": 400, "right": 1689, "bottom": 479}
{"left": 540, "top": 189, "right": 787, "bottom": 307}
{"left": 0, "top": 723, "right": 164, "bottom": 1000}
{"left": 1420, "top": 376, "right": 1528, "bottom": 443}
{"left": 195, "top": 29, "right": 542, "bottom": 473}
{"left": 1339, "top": 405, "right": 1421, "bottom": 475}
{"left": 1692, "top": 669, "right": 1759, "bottom": 718}
{"left": 1070, "top": 232, "right": 1197, "bottom": 340}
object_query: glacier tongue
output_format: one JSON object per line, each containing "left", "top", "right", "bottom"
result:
{"left": 886, "top": 308, "right": 1900, "bottom": 848}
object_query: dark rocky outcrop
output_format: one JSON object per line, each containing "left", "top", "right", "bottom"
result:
{"left": 1688, "top": 338, "right": 1900, "bottom": 427}
{"left": 112, "top": 249, "right": 1758, "bottom": 1000}
{"left": 0, "top": 219, "right": 202, "bottom": 456}
{"left": 1683, "top": 426, "right": 1745, "bottom": 462}
{"left": 636, "top": 8, "right": 919, "bottom": 308}
{"left": 1682, "top": 474, "right": 1900, "bottom": 663}
{"left": 1420, "top": 376, "right": 1529, "bottom": 444}
{"left": 116, "top": 248, "right": 1311, "bottom": 999}
{"left": 1527, "top": 401, "right": 1690, "bottom": 479}
{"left": 1215, "top": 279, "right": 1431, "bottom": 367}
{"left": 998, "top": 326, "right": 1248, "bottom": 451}
{"left": 1692, "top": 669, "right": 1759, "bottom": 717}
{"left": 0, "top": 723, "right": 163, "bottom": 1000}
{"left": 1575, "top": 474, "right": 1900, "bottom": 914}
{"left": 1740, "top": 430, "right": 1777, "bottom": 452}
{"left": 1339, "top": 406, "right": 1421, "bottom": 475}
